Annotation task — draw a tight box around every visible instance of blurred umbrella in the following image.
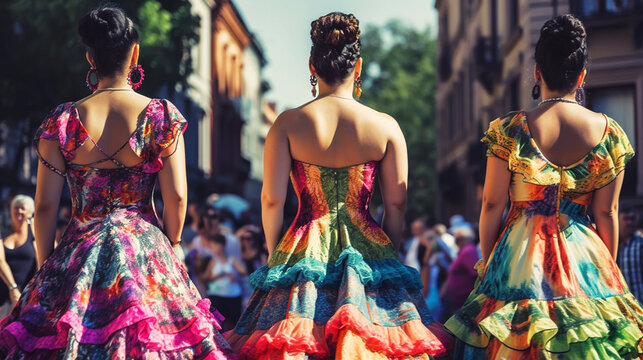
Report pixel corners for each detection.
[208,193,250,220]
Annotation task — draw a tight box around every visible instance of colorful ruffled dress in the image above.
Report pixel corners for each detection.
[445,111,643,359]
[226,160,453,359]
[0,99,234,359]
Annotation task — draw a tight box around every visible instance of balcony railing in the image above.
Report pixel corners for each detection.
[474,36,502,94]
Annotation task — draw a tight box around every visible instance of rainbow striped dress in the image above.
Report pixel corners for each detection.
[226,160,453,359]
[445,111,643,359]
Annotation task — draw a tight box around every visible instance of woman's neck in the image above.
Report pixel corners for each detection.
[96,75,130,90]
[12,221,28,236]
[317,77,356,99]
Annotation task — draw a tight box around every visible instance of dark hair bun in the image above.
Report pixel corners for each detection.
[311,12,360,47]
[310,12,361,85]
[78,6,139,77]
[535,14,587,92]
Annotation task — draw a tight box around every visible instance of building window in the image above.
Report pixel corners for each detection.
[504,76,521,111]
[587,85,638,195]
[507,0,519,32]
[448,93,456,140]
[587,86,637,149]
[572,0,642,18]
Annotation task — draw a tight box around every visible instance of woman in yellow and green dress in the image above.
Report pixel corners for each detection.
[445,14,643,359]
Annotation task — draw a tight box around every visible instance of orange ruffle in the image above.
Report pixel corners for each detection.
[226,304,452,359]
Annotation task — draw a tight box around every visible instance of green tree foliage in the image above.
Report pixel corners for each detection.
[0,0,199,125]
[360,21,437,220]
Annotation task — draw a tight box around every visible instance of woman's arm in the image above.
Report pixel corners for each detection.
[232,257,247,276]
[592,171,624,259]
[261,115,292,261]
[158,133,187,247]
[479,156,511,263]
[0,241,19,291]
[34,139,66,267]
[199,258,219,283]
[379,120,408,251]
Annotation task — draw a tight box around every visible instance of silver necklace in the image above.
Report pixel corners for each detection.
[93,87,133,94]
[325,94,354,101]
[538,97,578,106]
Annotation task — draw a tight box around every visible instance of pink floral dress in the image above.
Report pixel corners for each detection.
[0,99,235,359]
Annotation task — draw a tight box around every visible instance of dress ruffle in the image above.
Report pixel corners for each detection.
[250,246,422,291]
[0,298,234,359]
[445,291,643,357]
[227,304,452,359]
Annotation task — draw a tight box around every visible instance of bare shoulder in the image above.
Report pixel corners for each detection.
[365,107,403,138]
[272,106,314,134]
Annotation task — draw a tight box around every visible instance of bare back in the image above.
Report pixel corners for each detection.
[525,103,608,167]
[73,91,153,168]
[284,97,397,167]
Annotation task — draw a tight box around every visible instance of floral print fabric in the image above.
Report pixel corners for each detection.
[226,160,454,359]
[0,99,234,359]
[445,111,643,359]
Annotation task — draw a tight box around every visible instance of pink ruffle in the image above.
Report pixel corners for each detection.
[231,304,453,359]
[0,298,228,356]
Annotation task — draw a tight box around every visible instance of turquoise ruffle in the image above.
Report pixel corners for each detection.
[250,246,422,291]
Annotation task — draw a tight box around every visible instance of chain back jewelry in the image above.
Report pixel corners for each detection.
[538,97,578,106]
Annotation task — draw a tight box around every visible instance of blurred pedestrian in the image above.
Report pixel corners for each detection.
[427,225,455,322]
[237,225,267,308]
[0,6,232,358]
[445,14,641,358]
[443,227,480,318]
[616,205,643,301]
[403,217,427,271]
[200,233,246,332]
[181,202,201,247]
[0,195,37,318]
[226,11,453,358]
[192,207,242,261]
[237,225,267,275]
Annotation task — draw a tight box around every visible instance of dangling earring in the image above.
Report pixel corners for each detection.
[354,76,362,98]
[575,86,585,105]
[86,68,99,92]
[531,84,540,100]
[128,64,145,90]
[310,75,318,97]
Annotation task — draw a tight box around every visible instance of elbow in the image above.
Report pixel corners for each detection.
[164,190,187,208]
[386,195,407,212]
[35,203,56,218]
[594,204,618,219]
[481,196,505,212]
[261,191,284,209]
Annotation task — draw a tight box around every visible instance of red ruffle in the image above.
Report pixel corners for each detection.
[227,304,453,359]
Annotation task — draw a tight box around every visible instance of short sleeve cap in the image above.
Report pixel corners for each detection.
[130,99,187,173]
[587,117,636,190]
[480,112,520,161]
[33,102,88,162]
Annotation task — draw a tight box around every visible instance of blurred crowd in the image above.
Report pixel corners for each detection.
[400,209,643,323]
[177,201,268,332]
[1,191,643,330]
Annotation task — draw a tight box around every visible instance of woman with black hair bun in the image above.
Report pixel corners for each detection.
[0,5,235,359]
[226,12,453,359]
[445,14,643,359]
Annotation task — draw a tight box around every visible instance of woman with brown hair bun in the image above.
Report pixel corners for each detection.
[226,12,453,359]
[445,14,643,359]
